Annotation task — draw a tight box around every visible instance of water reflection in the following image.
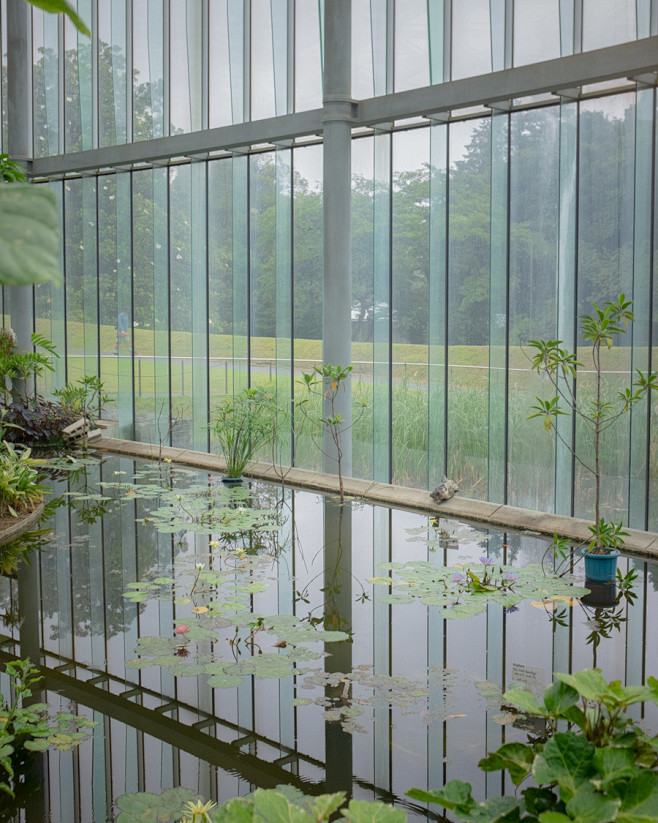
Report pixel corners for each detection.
[0,456,657,821]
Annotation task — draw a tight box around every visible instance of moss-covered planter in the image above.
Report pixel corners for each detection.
[0,503,44,548]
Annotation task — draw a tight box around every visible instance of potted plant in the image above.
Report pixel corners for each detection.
[528,294,657,582]
[210,388,276,482]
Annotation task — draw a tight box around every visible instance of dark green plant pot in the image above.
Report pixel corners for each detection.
[581,580,618,608]
[221,476,243,485]
[584,549,620,584]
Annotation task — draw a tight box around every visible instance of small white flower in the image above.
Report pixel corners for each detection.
[196,563,204,570]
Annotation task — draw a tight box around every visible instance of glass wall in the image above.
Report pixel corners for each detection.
[3,1,658,530]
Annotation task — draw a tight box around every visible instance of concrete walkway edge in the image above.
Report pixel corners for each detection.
[95,436,658,559]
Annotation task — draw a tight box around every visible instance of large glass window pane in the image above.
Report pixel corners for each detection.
[508,107,560,511]
[65,3,93,151]
[250,152,276,394]
[32,8,60,157]
[1,1,7,151]
[295,0,322,111]
[292,144,323,470]
[514,0,560,66]
[352,135,375,479]
[250,0,276,120]
[451,1,491,80]
[576,94,635,523]
[392,128,429,488]
[351,0,374,100]
[133,0,164,140]
[583,0,636,50]
[208,0,233,128]
[448,118,491,497]
[98,0,128,146]
[169,0,203,135]
[394,0,429,92]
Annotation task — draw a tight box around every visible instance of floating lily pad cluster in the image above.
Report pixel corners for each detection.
[292,664,464,734]
[406,518,492,552]
[123,554,348,688]
[369,560,589,619]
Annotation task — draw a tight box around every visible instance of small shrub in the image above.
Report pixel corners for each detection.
[0,442,47,518]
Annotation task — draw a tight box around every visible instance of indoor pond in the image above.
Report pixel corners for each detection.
[1,453,658,822]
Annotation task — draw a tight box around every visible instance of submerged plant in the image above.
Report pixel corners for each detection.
[528,295,658,553]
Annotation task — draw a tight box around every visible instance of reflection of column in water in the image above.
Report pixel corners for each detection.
[427,542,446,791]
[18,548,47,822]
[625,558,645,722]
[373,507,390,792]
[484,531,504,797]
[323,499,353,793]
[278,489,295,754]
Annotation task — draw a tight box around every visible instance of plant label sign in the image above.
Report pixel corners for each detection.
[511,662,546,695]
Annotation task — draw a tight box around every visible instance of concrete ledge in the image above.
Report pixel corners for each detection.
[0,503,44,548]
[94,437,658,559]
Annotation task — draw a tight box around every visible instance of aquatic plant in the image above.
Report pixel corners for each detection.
[0,659,96,798]
[54,374,110,429]
[408,669,658,823]
[211,388,277,479]
[116,786,406,823]
[528,295,658,553]
[369,560,589,619]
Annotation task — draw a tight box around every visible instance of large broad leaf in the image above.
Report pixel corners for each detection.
[116,787,201,822]
[543,681,580,717]
[479,743,535,786]
[407,782,476,813]
[617,771,658,823]
[533,734,596,801]
[592,748,636,789]
[211,797,255,823]
[554,671,611,703]
[564,785,621,823]
[502,687,546,717]
[25,0,90,35]
[0,185,62,286]
[252,790,315,823]
[341,799,407,823]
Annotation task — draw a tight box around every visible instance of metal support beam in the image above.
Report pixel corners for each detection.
[322,0,353,476]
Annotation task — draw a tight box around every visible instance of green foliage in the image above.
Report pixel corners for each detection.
[0,442,47,518]
[0,659,96,797]
[528,295,658,552]
[115,786,406,823]
[54,374,110,422]
[0,155,26,184]
[0,184,62,287]
[25,0,90,35]
[0,330,57,401]
[211,389,277,478]
[408,669,658,823]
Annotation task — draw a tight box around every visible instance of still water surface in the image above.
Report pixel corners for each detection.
[1,455,657,821]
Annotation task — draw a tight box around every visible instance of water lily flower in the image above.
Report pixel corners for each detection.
[181,799,217,823]
[479,556,493,565]
[174,624,190,635]
[452,572,466,584]
[208,541,219,548]
[163,458,172,463]
[504,572,518,584]
[195,563,204,570]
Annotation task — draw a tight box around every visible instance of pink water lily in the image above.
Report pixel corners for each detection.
[174,624,190,635]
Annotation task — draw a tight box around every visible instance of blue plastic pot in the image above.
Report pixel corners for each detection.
[584,549,620,583]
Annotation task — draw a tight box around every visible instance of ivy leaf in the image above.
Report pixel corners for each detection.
[0,185,62,286]
[533,734,596,802]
